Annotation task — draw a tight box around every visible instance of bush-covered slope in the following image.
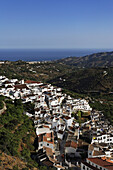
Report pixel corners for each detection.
[48,67,113,93]
[0,60,73,82]
[0,97,38,169]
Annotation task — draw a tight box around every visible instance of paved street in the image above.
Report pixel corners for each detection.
[57,131,68,163]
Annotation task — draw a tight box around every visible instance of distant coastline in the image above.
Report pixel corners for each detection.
[0,48,112,61]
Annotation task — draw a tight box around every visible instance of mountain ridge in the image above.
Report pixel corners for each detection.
[57,51,113,67]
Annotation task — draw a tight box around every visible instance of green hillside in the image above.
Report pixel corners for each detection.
[0,96,38,169]
[48,67,113,93]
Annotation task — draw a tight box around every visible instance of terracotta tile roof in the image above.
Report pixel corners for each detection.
[43,125,50,128]
[102,157,113,163]
[14,84,29,90]
[93,150,105,156]
[89,144,96,151]
[76,139,89,147]
[41,159,53,167]
[87,158,113,169]
[43,147,54,157]
[54,165,65,169]
[38,134,43,142]
[65,141,77,149]
[46,132,53,138]
[82,161,98,170]
[25,80,41,84]
[43,133,54,144]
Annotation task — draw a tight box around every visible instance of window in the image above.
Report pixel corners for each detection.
[83,165,85,170]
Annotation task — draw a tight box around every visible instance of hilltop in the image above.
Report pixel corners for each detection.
[57,51,113,67]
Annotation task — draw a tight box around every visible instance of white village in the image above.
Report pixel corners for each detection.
[0,75,113,170]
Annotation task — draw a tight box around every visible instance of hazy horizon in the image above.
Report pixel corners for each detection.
[0,48,113,61]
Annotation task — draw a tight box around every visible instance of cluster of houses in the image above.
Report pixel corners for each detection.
[81,110,113,169]
[0,75,113,169]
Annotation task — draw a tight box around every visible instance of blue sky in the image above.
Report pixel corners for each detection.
[0,0,113,49]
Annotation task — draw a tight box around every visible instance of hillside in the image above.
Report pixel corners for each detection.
[1,52,113,94]
[48,67,113,94]
[0,51,113,94]
[0,60,74,82]
[0,96,38,169]
[0,151,35,170]
[57,51,113,67]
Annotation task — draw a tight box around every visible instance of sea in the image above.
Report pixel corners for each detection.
[0,48,112,61]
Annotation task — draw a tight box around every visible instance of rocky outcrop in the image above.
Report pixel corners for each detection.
[0,101,7,115]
